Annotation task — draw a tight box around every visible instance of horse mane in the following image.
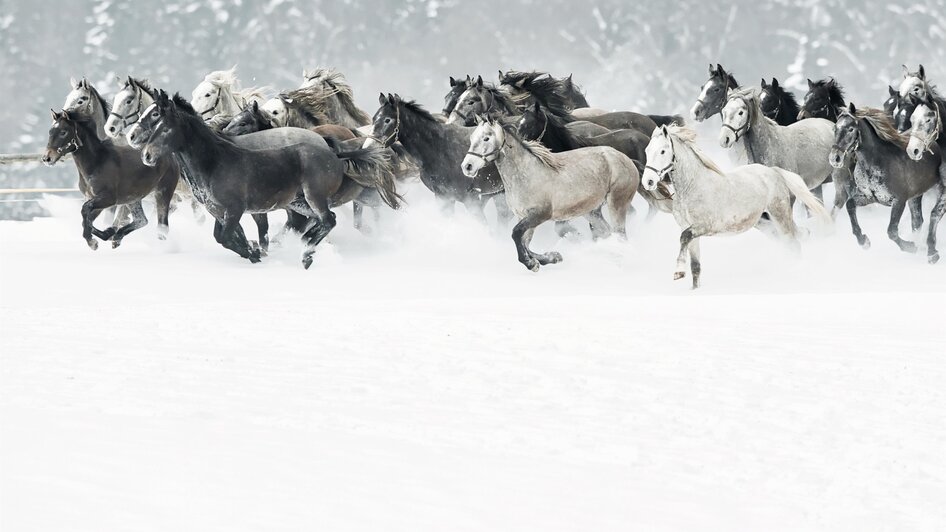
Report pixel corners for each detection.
[279,88,331,125]
[730,87,777,130]
[479,83,520,115]
[500,71,573,116]
[171,93,238,147]
[129,77,152,94]
[203,67,238,88]
[769,83,800,121]
[855,107,910,150]
[562,75,589,108]
[537,106,588,150]
[87,84,111,113]
[499,121,564,170]
[663,125,725,176]
[812,78,846,109]
[304,67,370,124]
[397,98,439,123]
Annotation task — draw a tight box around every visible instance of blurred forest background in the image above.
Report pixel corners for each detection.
[2,0,945,218]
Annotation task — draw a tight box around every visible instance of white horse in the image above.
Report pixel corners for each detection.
[719,88,836,197]
[642,125,830,288]
[690,64,748,165]
[899,64,927,101]
[461,118,638,271]
[190,66,267,124]
[298,67,371,129]
[104,76,155,140]
[63,77,113,142]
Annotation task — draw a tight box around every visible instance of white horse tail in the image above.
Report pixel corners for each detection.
[774,167,831,225]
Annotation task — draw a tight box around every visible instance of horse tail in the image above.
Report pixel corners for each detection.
[648,114,686,127]
[329,143,403,210]
[774,168,831,225]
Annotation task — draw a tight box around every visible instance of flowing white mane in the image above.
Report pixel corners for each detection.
[663,125,725,176]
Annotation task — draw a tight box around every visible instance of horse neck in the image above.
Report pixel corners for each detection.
[669,141,716,198]
[544,117,580,151]
[174,116,233,177]
[855,119,887,155]
[70,122,107,173]
[744,108,776,161]
[396,109,444,157]
[218,87,242,116]
[495,137,549,188]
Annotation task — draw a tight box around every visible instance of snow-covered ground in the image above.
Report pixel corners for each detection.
[2,140,945,530]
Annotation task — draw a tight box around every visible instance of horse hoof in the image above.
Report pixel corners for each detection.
[929,252,940,265]
[900,242,918,254]
[673,271,685,281]
[547,251,563,264]
[111,240,122,249]
[87,239,98,251]
[523,260,540,272]
[859,237,871,250]
[302,255,313,269]
[157,233,167,241]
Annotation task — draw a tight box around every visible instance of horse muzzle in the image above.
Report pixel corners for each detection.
[718,129,736,149]
[141,146,158,167]
[42,149,61,167]
[690,102,705,122]
[828,148,844,169]
[906,139,926,161]
[461,155,481,178]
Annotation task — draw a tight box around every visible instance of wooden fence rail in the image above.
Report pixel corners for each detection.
[0,153,45,165]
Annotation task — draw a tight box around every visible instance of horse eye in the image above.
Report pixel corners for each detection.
[205,93,211,98]
[738,111,744,116]
[384,118,392,124]
[126,99,132,104]
[712,87,720,92]
[483,136,490,142]
[60,131,67,136]
[660,149,665,155]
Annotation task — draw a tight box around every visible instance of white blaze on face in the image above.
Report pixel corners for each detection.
[261,98,288,127]
[907,105,936,160]
[190,80,218,116]
[690,80,715,121]
[899,76,925,100]
[105,86,138,137]
[461,122,497,178]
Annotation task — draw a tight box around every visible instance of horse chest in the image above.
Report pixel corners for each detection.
[852,162,894,206]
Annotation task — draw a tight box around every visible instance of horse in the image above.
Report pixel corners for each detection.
[138,92,400,268]
[43,110,179,250]
[443,75,472,117]
[222,100,386,236]
[797,78,847,122]
[103,77,157,141]
[497,71,676,131]
[759,78,800,126]
[517,101,671,218]
[461,117,638,271]
[368,93,510,222]
[884,86,900,119]
[190,66,267,124]
[299,68,372,129]
[641,125,829,289]
[719,88,836,208]
[829,104,944,263]
[904,99,946,262]
[63,77,113,142]
[900,64,928,101]
[691,63,739,122]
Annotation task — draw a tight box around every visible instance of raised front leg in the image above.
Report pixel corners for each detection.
[675,226,704,281]
[301,211,337,270]
[109,201,148,249]
[583,207,612,240]
[80,198,112,250]
[926,185,946,264]
[887,199,916,253]
[511,210,554,272]
[845,198,870,249]
[688,238,702,290]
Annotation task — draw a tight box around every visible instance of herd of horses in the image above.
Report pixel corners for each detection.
[41,63,946,288]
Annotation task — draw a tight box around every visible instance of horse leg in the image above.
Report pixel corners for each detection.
[512,211,553,271]
[80,197,112,250]
[606,176,636,240]
[767,197,802,254]
[110,204,132,230]
[908,196,924,234]
[251,213,269,254]
[887,199,916,253]
[299,195,337,270]
[675,226,704,280]
[845,198,870,249]
[110,201,148,249]
[154,174,176,241]
[830,167,851,219]
[688,238,702,290]
[219,211,261,263]
[583,207,612,241]
[492,193,514,226]
[554,221,580,239]
[925,185,946,264]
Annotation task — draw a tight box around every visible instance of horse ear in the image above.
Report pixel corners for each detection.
[772,78,779,88]
[889,85,897,96]
[807,78,814,89]
[474,113,484,125]
[848,102,856,114]
[919,65,926,79]
[251,100,258,111]
[50,108,59,121]
[449,76,457,87]
[69,77,78,89]
[379,92,386,105]
[761,78,767,88]
[708,63,715,75]
[81,78,89,88]
[476,75,483,87]
[716,64,724,75]
[902,65,909,78]
[533,101,541,113]
[498,70,504,80]
[826,77,836,88]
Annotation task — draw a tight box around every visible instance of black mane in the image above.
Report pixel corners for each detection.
[815,79,847,109]
[499,71,573,116]
[398,98,439,123]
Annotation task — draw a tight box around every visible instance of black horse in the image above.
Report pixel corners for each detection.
[443,75,471,117]
[138,92,399,268]
[798,78,847,121]
[829,105,945,263]
[884,86,900,119]
[43,110,179,250]
[691,64,739,122]
[759,78,800,126]
[370,93,509,220]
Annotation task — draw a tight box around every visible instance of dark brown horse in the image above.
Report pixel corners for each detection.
[43,110,179,250]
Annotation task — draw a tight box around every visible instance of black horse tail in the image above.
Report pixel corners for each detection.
[648,114,685,127]
[327,141,403,210]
